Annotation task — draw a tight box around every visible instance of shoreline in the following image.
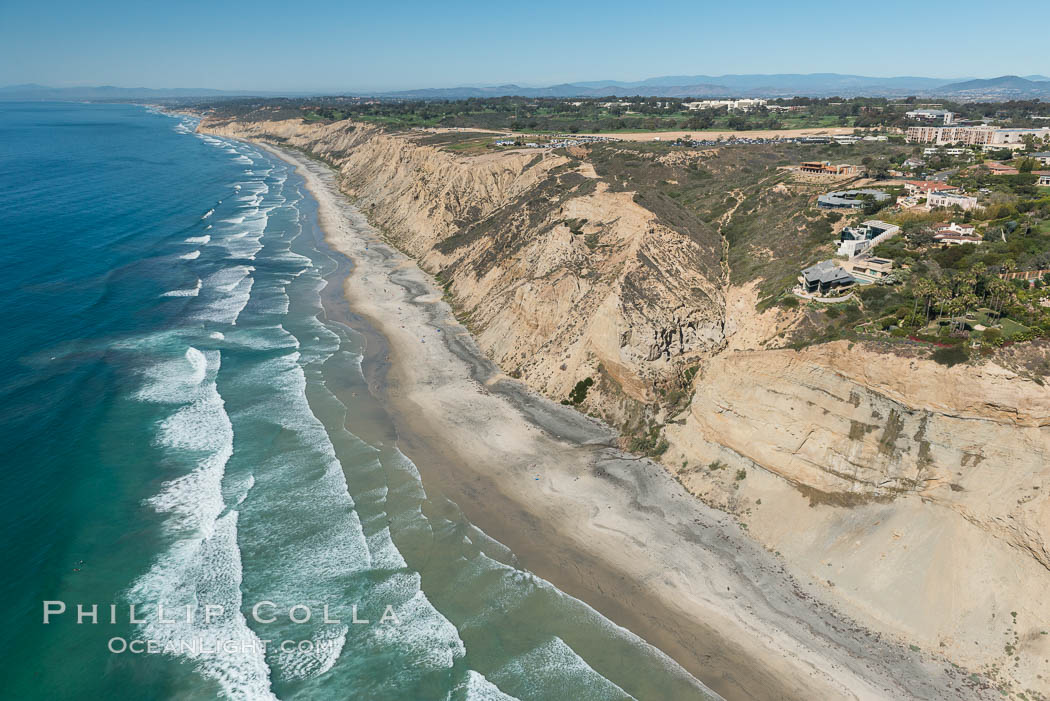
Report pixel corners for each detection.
[256,140,987,701]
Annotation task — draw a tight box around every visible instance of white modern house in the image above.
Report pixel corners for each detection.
[933,222,981,245]
[927,191,979,211]
[837,220,901,258]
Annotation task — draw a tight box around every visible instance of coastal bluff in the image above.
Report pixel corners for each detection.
[200,116,1050,696]
[201,118,725,414]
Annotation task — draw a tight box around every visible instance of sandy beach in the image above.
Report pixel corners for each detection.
[262,143,991,701]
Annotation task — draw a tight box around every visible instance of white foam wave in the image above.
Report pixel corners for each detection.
[494,637,637,700]
[129,349,277,699]
[366,586,465,671]
[455,671,519,701]
[193,266,255,325]
[365,527,407,570]
[202,208,214,220]
[128,512,277,700]
[161,279,202,297]
[136,347,208,404]
[185,235,211,244]
[272,624,348,681]
[179,250,201,260]
[229,351,386,680]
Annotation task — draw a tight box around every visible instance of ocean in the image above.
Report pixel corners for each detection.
[0,102,716,700]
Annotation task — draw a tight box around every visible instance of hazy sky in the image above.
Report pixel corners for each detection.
[3,0,1048,91]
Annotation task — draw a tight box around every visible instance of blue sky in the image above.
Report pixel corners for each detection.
[3,0,1048,91]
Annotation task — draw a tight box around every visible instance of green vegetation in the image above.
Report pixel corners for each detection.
[628,422,669,456]
[931,346,969,366]
[565,377,594,405]
[195,95,1050,136]
[850,187,1050,356]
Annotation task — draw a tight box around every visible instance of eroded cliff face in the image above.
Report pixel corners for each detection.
[202,118,725,414]
[664,341,1050,689]
[202,117,1050,692]
[666,342,1050,565]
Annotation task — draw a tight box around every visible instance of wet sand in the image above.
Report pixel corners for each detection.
[257,142,990,701]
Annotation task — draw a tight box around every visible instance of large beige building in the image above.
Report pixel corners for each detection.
[927,191,979,211]
[907,125,1050,147]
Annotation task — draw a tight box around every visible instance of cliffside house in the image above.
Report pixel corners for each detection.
[1033,152,1050,166]
[799,161,859,176]
[933,221,982,245]
[844,256,895,283]
[837,219,901,258]
[927,191,979,211]
[800,260,856,295]
[817,189,892,210]
[1039,174,1050,186]
[904,180,958,196]
[984,161,1019,176]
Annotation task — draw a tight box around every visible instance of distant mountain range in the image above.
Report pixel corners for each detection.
[933,75,1050,98]
[377,74,1050,100]
[3,74,1050,102]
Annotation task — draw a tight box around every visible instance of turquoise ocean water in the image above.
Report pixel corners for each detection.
[0,102,716,700]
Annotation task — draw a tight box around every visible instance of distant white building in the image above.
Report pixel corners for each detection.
[683,99,767,112]
[907,125,1050,148]
[906,109,954,124]
[923,146,972,158]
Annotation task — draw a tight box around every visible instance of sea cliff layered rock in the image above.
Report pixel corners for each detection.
[202,118,725,411]
[666,342,1050,568]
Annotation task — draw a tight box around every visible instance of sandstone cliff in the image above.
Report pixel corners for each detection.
[201,117,1050,695]
[664,338,1050,692]
[202,119,724,414]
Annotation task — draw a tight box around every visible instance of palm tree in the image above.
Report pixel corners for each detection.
[935,283,952,323]
[913,278,937,325]
[989,278,1014,319]
[959,292,980,331]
